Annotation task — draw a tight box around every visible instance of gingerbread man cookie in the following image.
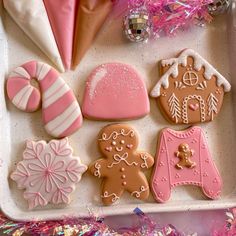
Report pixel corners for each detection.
[175,143,196,169]
[89,124,154,205]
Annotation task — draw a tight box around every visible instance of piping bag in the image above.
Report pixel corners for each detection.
[72,0,114,69]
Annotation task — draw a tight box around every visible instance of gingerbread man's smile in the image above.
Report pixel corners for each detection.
[116,147,123,152]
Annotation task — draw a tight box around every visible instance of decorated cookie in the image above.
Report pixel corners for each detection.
[89,124,154,205]
[150,49,231,124]
[6,61,83,138]
[11,138,87,209]
[82,63,150,120]
[151,126,222,203]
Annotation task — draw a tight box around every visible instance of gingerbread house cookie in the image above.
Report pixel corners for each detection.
[150,49,231,124]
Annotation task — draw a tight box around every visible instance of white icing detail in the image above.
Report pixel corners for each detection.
[107,153,138,168]
[196,81,207,90]
[12,85,34,110]
[182,71,199,86]
[150,49,231,97]
[101,191,119,203]
[182,95,205,124]
[174,81,186,89]
[131,186,148,198]
[36,62,51,81]
[116,147,123,152]
[99,129,135,141]
[89,68,107,99]
[43,76,65,100]
[9,66,31,79]
[45,101,81,136]
[94,162,101,178]
[168,93,181,123]
[140,154,148,169]
[207,93,218,121]
[43,83,70,108]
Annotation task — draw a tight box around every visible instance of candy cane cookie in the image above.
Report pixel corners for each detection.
[6,61,83,138]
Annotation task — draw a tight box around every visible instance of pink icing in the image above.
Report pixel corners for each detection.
[6,61,83,138]
[151,126,222,202]
[43,0,76,69]
[11,138,87,209]
[82,63,150,120]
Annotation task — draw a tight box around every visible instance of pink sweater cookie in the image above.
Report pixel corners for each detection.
[82,63,150,120]
[151,126,222,202]
[7,61,83,138]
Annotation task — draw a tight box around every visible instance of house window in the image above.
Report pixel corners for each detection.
[182,71,199,86]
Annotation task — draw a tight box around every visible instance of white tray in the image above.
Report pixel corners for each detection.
[1,2,236,221]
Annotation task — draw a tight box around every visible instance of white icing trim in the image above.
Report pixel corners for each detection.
[140,154,148,169]
[36,62,51,81]
[131,186,148,198]
[94,162,101,178]
[107,153,138,168]
[9,66,31,79]
[99,129,135,141]
[207,93,218,121]
[150,49,231,97]
[101,191,119,203]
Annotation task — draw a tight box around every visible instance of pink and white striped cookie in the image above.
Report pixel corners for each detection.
[7,61,83,138]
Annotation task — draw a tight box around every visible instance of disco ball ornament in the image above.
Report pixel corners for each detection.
[208,0,232,15]
[123,10,152,42]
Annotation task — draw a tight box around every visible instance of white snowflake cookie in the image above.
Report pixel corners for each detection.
[11,138,87,209]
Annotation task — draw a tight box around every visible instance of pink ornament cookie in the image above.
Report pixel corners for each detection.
[151,126,222,203]
[82,63,150,120]
[6,61,83,138]
[11,138,87,209]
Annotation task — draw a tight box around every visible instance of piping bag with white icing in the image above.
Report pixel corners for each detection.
[72,0,114,69]
[3,0,64,72]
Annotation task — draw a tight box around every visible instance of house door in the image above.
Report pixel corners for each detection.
[182,95,205,124]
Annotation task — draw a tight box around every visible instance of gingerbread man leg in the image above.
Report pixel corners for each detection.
[125,175,150,200]
[101,179,124,205]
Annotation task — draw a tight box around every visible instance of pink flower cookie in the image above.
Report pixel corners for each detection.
[6,61,83,138]
[82,63,150,120]
[11,138,87,209]
[151,126,222,203]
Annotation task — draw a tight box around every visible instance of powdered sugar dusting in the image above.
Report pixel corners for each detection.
[89,67,108,99]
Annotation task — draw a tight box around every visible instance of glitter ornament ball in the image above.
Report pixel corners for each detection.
[208,0,232,15]
[123,10,151,42]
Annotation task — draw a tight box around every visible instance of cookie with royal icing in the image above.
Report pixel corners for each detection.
[151,126,222,203]
[6,61,83,138]
[89,124,154,205]
[11,138,87,209]
[82,63,150,120]
[150,49,231,124]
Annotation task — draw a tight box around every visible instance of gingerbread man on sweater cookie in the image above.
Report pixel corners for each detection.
[89,124,154,205]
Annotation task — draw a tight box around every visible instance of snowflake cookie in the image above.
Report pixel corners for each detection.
[11,138,87,209]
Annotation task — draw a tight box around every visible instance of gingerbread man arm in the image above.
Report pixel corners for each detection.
[175,151,180,157]
[136,152,154,170]
[190,149,194,157]
[89,158,109,178]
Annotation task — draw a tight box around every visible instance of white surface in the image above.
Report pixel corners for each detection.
[0,3,236,221]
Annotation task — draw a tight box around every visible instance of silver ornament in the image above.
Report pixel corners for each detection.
[123,10,151,42]
[208,0,232,15]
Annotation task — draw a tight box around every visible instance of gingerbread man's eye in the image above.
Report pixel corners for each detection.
[111,141,116,146]
[120,140,125,144]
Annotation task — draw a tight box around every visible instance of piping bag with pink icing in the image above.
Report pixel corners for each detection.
[3,0,64,72]
[43,0,77,69]
[11,138,87,209]
[82,63,150,120]
[151,126,222,203]
[6,61,83,138]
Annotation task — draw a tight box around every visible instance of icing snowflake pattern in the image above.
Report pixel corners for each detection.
[11,138,87,209]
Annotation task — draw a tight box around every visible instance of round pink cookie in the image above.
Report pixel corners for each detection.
[82,63,150,120]
[11,138,87,209]
[6,61,83,138]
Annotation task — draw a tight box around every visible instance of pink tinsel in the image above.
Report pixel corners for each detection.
[115,0,213,38]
